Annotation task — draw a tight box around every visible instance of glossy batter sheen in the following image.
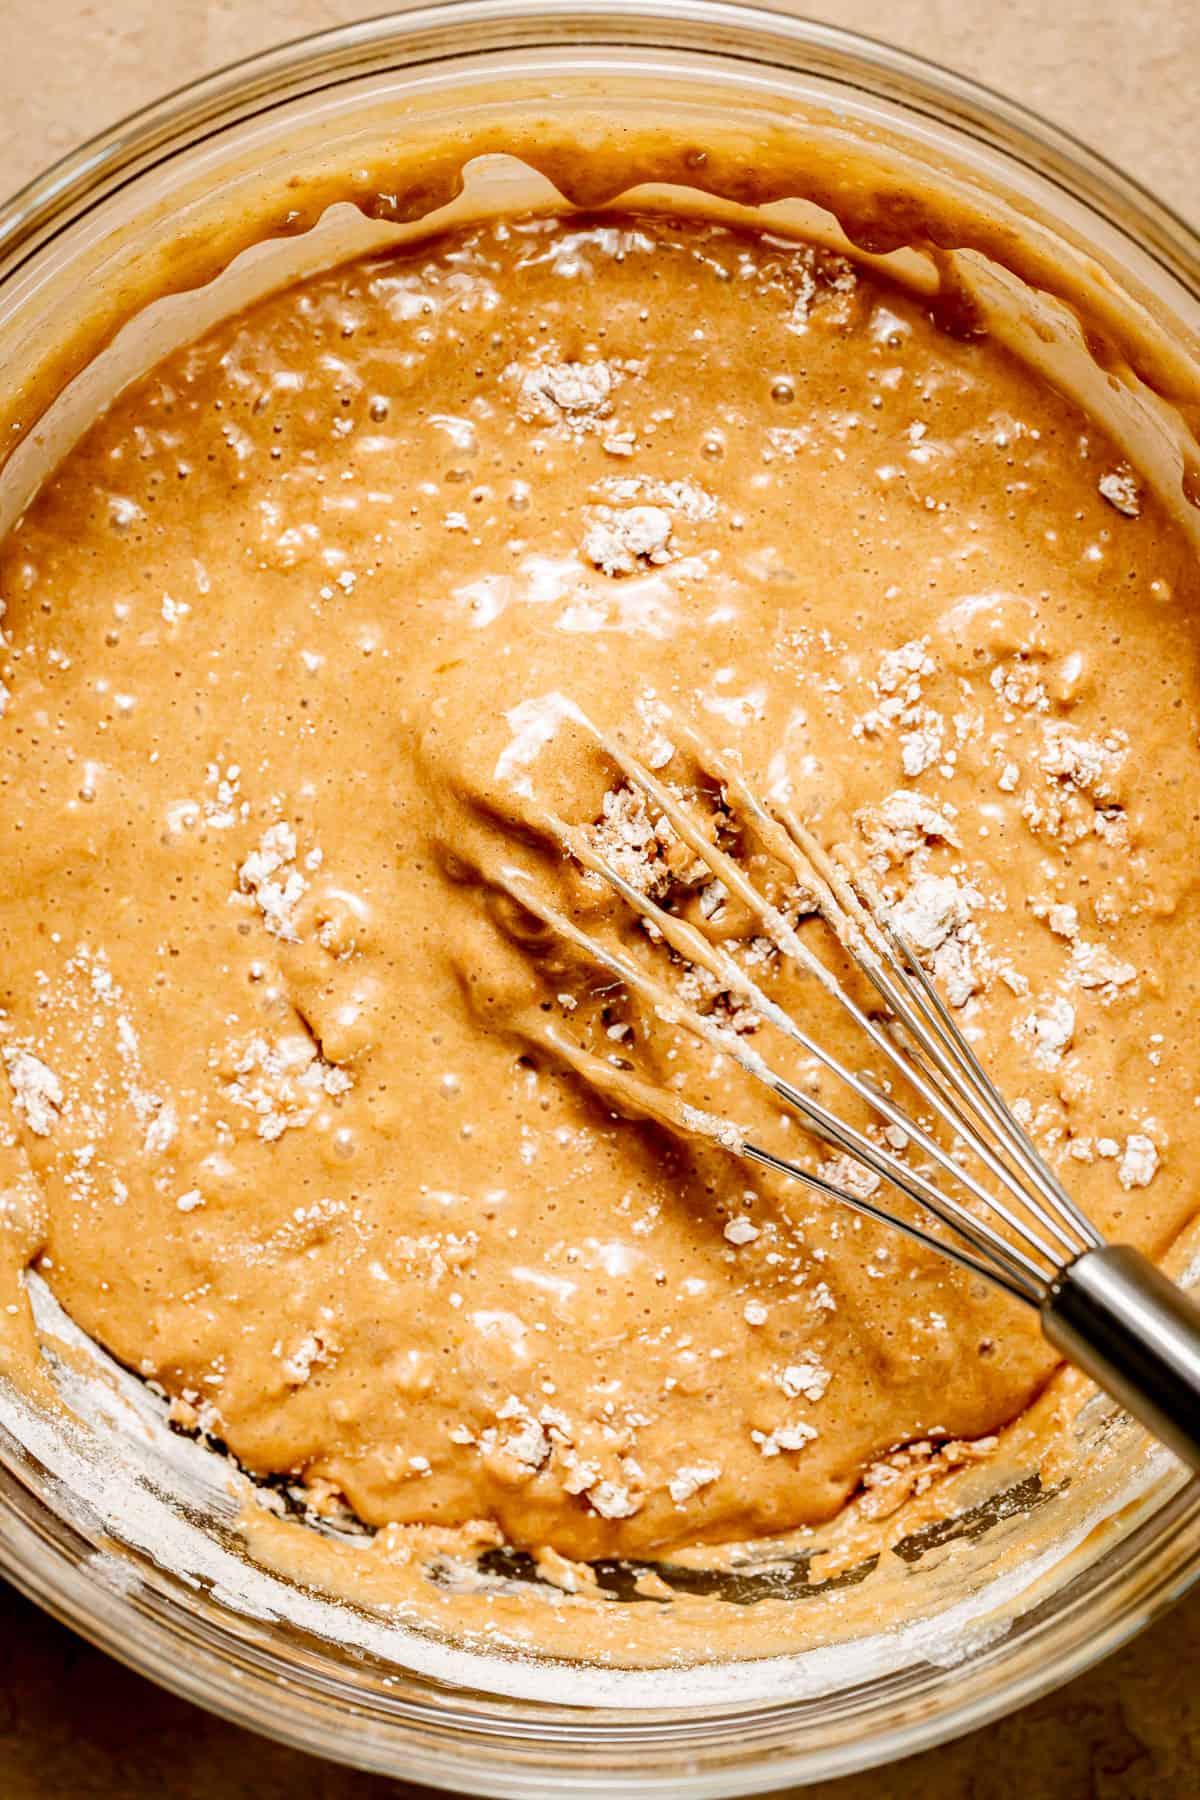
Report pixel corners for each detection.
[0,212,1197,1568]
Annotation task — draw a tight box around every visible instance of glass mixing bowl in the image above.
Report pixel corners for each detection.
[1,5,1199,1793]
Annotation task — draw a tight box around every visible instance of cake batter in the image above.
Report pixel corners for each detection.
[0,211,1196,1574]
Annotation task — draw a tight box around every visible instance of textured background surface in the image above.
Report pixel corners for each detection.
[2,3,1198,1796]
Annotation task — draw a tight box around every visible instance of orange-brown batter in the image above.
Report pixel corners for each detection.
[0,211,1196,1572]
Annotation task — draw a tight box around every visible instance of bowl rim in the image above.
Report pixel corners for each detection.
[1,4,1199,1793]
[4,1434,1200,1796]
[2,0,1198,287]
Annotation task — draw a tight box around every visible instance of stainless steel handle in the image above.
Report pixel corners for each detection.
[1042,1244,1200,1475]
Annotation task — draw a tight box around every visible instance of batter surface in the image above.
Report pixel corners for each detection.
[0,212,1197,1572]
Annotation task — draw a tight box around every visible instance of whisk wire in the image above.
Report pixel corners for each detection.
[495,698,1200,1475]
[500,862,1046,1303]
[549,707,1104,1292]
[706,739,1100,1262]
[533,809,1056,1295]
[740,1143,1037,1302]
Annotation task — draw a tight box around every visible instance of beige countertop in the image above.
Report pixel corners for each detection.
[1,4,1198,1797]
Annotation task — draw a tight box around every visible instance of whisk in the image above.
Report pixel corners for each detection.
[501,700,1200,1475]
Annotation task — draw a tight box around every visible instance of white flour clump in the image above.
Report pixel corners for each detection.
[514,359,617,429]
[466,1398,555,1480]
[890,874,972,954]
[237,822,307,941]
[1118,1134,1159,1190]
[583,505,674,575]
[596,474,718,520]
[851,635,947,773]
[1070,941,1137,995]
[1023,996,1076,1070]
[778,1358,831,1403]
[887,871,981,1009]
[1038,727,1123,800]
[668,1463,721,1506]
[1039,902,1080,940]
[932,936,978,1010]
[587,1480,642,1520]
[3,1047,63,1136]
[751,1421,819,1457]
[222,1033,352,1141]
[820,1154,881,1202]
[277,1333,330,1387]
[1098,467,1142,518]
[857,789,958,868]
[585,781,715,903]
[587,784,673,898]
[899,714,944,778]
[877,639,935,700]
[493,1399,553,1474]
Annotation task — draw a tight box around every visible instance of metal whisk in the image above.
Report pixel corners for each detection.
[501,700,1200,1474]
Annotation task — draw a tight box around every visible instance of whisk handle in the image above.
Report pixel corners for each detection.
[1043,1245,1200,1476]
